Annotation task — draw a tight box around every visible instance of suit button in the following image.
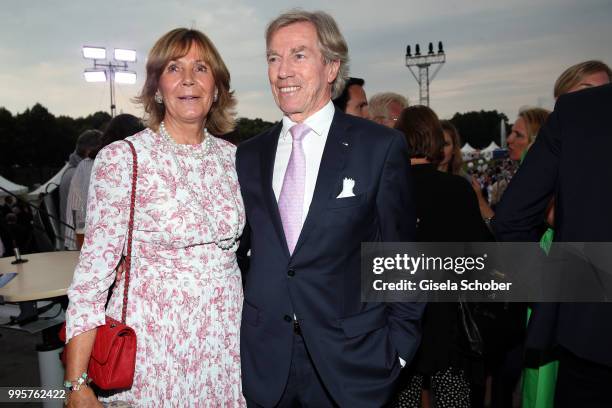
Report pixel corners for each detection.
[287,269,295,277]
[284,315,292,322]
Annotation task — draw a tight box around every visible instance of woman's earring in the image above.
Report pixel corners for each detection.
[154,90,163,104]
[213,89,218,103]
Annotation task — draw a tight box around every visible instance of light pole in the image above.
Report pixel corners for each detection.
[82,46,137,117]
[405,41,446,106]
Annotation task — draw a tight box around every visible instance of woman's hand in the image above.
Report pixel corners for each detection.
[471,176,495,220]
[470,176,484,199]
[65,386,103,408]
[64,330,98,407]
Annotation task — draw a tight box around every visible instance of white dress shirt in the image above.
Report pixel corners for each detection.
[272,100,335,229]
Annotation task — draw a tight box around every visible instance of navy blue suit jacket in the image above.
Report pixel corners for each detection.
[236,109,424,407]
[493,84,612,367]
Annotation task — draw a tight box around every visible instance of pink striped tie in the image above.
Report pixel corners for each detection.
[278,123,311,254]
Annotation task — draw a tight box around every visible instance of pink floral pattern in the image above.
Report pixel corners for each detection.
[66,128,246,407]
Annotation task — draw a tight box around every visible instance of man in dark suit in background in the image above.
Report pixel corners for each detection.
[236,9,424,408]
[332,76,369,119]
[493,84,612,407]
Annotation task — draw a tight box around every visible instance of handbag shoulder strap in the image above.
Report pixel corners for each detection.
[120,139,137,324]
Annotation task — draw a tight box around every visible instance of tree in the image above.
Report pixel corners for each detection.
[0,107,15,169]
[449,110,509,149]
[0,104,111,171]
[223,117,275,145]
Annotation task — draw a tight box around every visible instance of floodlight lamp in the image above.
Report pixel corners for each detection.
[114,71,137,84]
[83,70,107,82]
[83,46,106,60]
[114,48,136,62]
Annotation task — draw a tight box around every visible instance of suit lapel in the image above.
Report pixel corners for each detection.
[293,109,350,255]
[259,122,291,257]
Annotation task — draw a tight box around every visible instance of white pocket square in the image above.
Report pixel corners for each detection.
[336,177,356,198]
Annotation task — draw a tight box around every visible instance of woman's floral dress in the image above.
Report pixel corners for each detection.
[66,128,246,407]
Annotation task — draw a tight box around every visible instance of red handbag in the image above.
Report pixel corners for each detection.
[60,139,138,390]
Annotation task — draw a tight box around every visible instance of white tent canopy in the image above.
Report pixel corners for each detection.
[481,141,501,153]
[0,175,28,197]
[26,163,69,200]
[461,143,477,153]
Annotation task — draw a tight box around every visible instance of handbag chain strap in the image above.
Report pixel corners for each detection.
[120,139,138,324]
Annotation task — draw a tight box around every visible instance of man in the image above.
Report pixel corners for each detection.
[332,77,369,118]
[1,196,15,218]
[59,129,100,249]
[493,84,612,407]
[369,92,409,127]
[236,10,424,408]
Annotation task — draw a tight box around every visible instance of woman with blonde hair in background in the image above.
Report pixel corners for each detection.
[468,107,549,408]
[472,107,550,222]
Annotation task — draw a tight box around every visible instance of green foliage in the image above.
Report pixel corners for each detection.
[449,110,509,149]
[0,105,111,168]
[0,103,276,173]
[0,104,510,167]
[223,117,276,145]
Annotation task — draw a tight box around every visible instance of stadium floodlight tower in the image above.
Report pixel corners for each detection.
[405,41,446,106]
[82,46,137,116]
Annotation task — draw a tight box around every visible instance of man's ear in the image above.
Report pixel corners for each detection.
[326,59,341,84]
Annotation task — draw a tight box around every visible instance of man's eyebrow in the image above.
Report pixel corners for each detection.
[290,46,307,54]
[267,45,308,58]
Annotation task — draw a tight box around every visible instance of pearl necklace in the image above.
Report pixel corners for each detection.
[159,121,213,160]
[158,123,241,250]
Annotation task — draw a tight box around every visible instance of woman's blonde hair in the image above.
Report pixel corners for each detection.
[554,60,612,99]
[135,28,236,135]
[518,107,550,146]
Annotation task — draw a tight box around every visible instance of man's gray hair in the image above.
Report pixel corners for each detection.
[75,129,102,158]
[368,92,409,119]
[265,9,349,99]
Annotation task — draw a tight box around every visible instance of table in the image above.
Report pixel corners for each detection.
[0,251,79,302]
[1,251,79,408]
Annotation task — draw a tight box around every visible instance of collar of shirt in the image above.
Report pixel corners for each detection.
[279,100,335,141]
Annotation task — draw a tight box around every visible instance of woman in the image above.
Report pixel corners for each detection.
[66,115,144,250]
[64,28,245,407]
[472,108,550,222]
[467,108,549,408]
[438,120,464,176]
[394,106,491,408]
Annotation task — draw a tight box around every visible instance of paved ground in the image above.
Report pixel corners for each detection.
[0,327,43,407]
